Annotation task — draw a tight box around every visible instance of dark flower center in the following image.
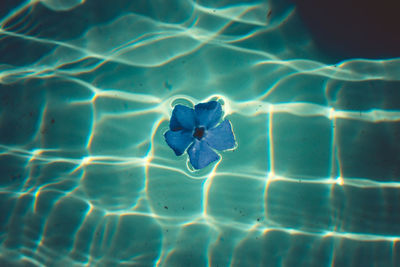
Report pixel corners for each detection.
[193,127,205,140]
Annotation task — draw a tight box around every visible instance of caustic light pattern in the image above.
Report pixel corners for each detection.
[164,101,236,169]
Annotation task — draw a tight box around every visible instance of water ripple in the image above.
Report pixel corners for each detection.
[1,0,400,266]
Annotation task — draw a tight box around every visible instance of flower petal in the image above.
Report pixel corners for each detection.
[204,119,236,151]
[170,104,195,131]
[188,139,220,169]
[164,130,193,156]
[194,101,222,129]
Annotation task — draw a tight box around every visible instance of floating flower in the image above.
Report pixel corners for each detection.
[164,101,236,170]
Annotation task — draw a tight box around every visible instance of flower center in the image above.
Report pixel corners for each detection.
[193,127,205,140]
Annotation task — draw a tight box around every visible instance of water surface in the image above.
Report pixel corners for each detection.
[1,0,400,266]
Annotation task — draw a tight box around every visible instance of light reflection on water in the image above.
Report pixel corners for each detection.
[1,0,400,266]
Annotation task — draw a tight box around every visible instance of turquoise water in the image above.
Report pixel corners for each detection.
[1,0,400,266]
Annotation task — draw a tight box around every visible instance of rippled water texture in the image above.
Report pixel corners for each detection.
[1,0,400,266]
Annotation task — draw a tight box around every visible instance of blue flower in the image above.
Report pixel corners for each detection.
[164,101,236,169]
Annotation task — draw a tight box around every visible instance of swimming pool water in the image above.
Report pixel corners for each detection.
[1,0,400,266]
